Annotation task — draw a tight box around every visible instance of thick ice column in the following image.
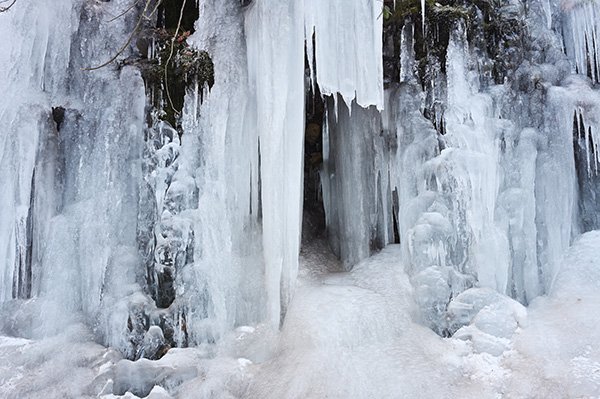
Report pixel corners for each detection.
[305,0,384,110]
[443,26,510,293]
[245,0,305,326]
[321,97,380,270]
[173,0,265,344]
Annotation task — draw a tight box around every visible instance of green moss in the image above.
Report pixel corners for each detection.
[383,0,524,86]
[126,0,214,128]
[134,28,214,127]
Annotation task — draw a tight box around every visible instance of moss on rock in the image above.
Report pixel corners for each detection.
[383,0,525,86]
[133,28,214,128]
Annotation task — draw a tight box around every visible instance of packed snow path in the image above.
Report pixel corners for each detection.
[2,233,600,397]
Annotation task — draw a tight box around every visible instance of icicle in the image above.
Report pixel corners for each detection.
[421,0,425,34]
[563,2,600,83]
[245,0,305,327]
[304,0,384,110]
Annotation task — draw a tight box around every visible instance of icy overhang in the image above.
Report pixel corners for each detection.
[305,0,384,111]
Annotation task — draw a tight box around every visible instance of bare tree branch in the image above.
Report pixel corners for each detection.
[106,0,142,23]
[83,0,161,71]
[0,0,17,13]
[164,0,187,115]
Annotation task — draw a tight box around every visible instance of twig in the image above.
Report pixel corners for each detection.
[164,0,187,115]
[106,0,142,23]
[84,0,162,70]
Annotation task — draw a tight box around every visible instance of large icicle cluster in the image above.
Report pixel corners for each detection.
[563,0,600,83]
[245,0,306,327]
[0,0,386,354]
[305,0,384,110]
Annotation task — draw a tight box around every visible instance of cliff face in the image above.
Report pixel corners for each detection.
[1,0,600,397]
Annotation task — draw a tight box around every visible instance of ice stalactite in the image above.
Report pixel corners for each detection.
[421,0,426,33]
[563,0,600,83]
[573,105,600,231]
[305,0,384,111]
[245,0,305,327]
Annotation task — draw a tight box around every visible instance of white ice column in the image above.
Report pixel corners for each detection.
[245,0,306,327]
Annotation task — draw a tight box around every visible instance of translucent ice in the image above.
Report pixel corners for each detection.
[305,0,384,110]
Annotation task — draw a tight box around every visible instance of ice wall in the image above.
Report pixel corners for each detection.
[0,0,147,351]
[0,0,74,303]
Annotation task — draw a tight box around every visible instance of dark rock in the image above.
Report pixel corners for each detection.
[52,106,65,131]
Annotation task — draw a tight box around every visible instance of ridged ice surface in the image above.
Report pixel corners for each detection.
[0,0,145,346]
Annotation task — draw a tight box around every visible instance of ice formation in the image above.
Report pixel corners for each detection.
[305,0,384,110]
[1,0,600,397]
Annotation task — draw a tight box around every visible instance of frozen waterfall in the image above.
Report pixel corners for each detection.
[1,0,600,397]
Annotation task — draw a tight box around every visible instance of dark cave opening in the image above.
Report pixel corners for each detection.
[156,0,199,34]
[302,54,327,244]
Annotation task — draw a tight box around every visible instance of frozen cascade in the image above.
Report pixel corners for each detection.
[2,0,600,397]
[323,1,600,326]
[0,0,146,347]
[0,0,386,350]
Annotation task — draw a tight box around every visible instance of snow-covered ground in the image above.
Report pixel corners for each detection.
[2,232,600,398]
